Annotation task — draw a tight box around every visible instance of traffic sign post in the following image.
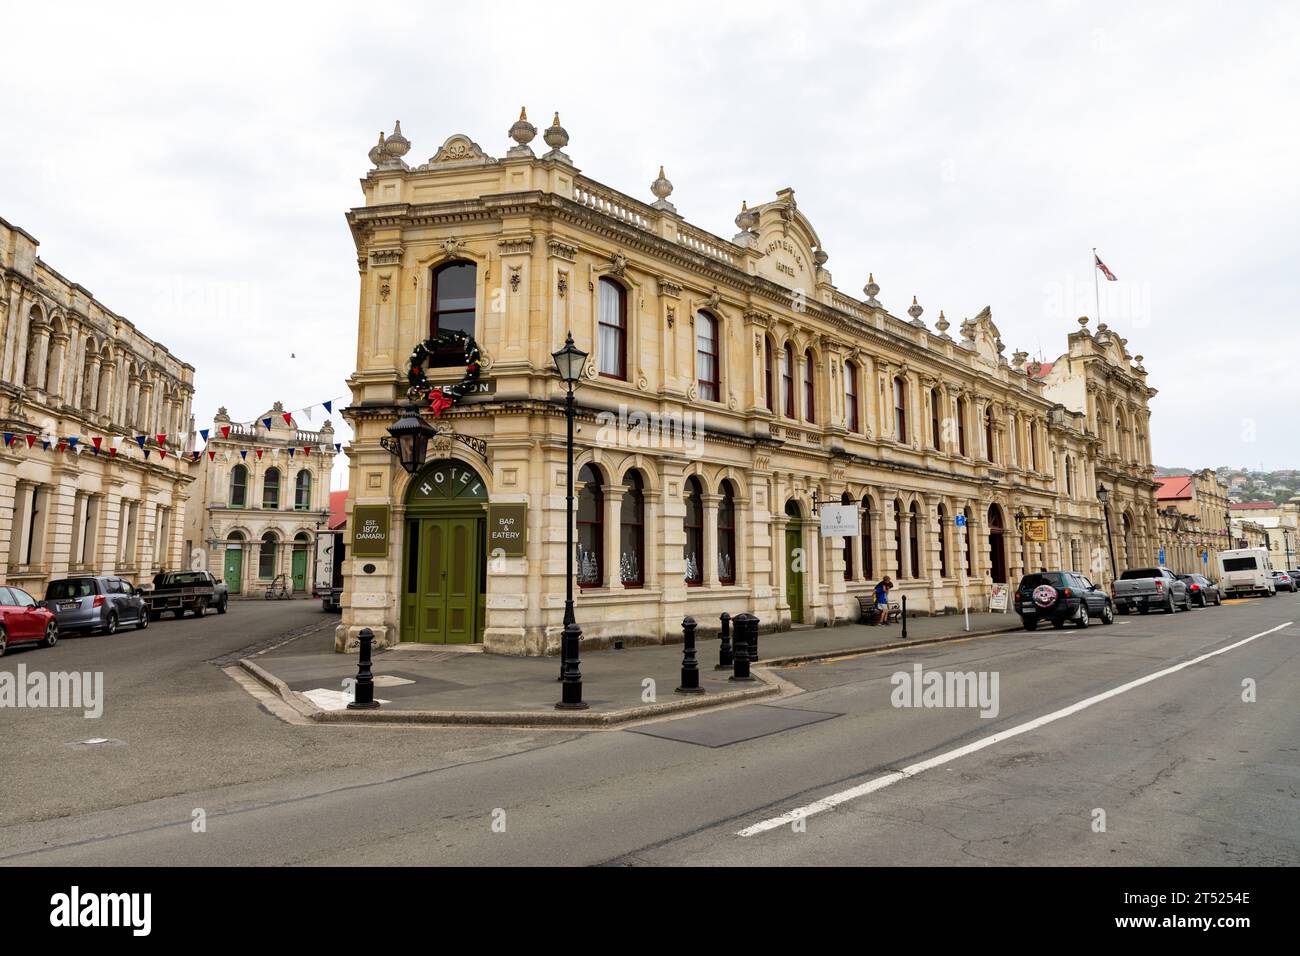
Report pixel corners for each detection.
[955,514,970,632]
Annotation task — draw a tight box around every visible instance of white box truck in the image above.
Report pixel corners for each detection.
[313,529,346,612]
[1217,547,1275,599]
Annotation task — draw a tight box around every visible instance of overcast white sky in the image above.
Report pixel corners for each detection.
[3,1,1298,483]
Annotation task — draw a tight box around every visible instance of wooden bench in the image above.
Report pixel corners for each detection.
[855,595,902,624]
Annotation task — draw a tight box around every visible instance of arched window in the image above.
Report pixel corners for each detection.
[258,531,278,579]
[230,465,248,508]
[577,465,603,588]
[684,476,704,586]
[861,496,874,580]
[845,360,859,433]
[988,504,1007,583]
[764,339,775,413]
[803,350,816,423]
[718,481,737,585]
[909,501,921,578]
[598,278,627,379]
[782,343,795,418]
[429,261,477,366]
[1029,421,1039,471]
[295,469,312,511]
[936,504,948,577]
[263,467,281,510]
[985,407,996,462]
[619,471,644,587]
[893,376,907,443]
[695,311,719,402]
[964,505,975,576]
[930,388,942,450]
[956,397,968,456]
[894,498,905,577]
[24,306,45,388]
[842,491,855,581]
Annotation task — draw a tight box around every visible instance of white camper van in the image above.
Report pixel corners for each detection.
[1217,548,1275,598]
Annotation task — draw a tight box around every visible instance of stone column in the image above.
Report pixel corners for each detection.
[702,492,721,588]
[602,481,621,590]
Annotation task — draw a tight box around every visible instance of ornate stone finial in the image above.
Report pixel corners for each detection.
[1077,315,1091,333]
[1096,321,1109,334]
[507,107,537,157]
[907,295,924,326]
[368,131,387,167]
[813,247,829,268]
[383,121,410,164]
[1012,350,1028,370]
[1135,354,1144,365]
[215,406,230,420]
[734,198,756,232]
[650,166,676,212]
[542,112,571,163]
[936,310,951,338]
[863,273,880,307]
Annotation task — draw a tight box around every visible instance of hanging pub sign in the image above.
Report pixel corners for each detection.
[487,503,528,557]
[819,504,859,537]
[351,505,391,558]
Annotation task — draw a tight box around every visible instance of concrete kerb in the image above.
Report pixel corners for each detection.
[235,620,1022,729]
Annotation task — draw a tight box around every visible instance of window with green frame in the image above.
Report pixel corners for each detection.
[294,469,312,511]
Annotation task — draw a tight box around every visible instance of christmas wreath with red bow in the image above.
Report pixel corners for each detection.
[407,330,482,416]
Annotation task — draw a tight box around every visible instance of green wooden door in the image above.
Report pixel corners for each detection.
[224,547,243,595]
[291,548,308,592]
[786,524,804,624]
[405,514,481,644]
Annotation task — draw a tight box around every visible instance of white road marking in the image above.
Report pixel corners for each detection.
[302,689,390,711]
[737,621,1293,836]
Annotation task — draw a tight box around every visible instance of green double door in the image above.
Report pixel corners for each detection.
[401,513,483,644]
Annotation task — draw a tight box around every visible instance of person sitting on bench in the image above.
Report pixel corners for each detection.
[874,577,894,625]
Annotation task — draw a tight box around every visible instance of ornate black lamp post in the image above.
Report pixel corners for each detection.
[381,403,437,474]
[552,331,589,710]
[1098,482,1118,581]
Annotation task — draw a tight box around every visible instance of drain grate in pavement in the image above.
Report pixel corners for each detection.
[628,704,840,748]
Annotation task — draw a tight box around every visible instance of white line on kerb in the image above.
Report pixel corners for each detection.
[737,621,1293,836]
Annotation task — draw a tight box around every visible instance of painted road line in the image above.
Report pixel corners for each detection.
[737,621,1293,837]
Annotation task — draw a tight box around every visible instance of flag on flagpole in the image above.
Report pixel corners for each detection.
[1094,253,1117,282]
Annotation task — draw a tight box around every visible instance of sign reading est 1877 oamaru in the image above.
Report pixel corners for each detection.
[351,505,391,558]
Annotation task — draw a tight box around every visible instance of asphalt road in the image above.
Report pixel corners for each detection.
[2,594,1297,866]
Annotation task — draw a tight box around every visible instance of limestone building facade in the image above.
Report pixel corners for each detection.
[336,114,1159,655]
[182,403,337,597]
[1154,470,1232,575]
[0,217,195,592]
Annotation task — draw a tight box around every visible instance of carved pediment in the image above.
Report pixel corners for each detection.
[749,188,824,291]
[966,305,1006,367]
[419,134,498,169]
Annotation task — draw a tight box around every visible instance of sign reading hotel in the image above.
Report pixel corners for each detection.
[351,505,391,557]
[487,503,527,557]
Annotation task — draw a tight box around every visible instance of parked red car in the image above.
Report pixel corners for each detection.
[0,585,59,656]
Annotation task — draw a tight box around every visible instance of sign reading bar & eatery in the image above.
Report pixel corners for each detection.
[487,503,528,557]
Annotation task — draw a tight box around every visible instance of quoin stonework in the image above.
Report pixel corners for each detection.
[0,217,194,592]
[336,113,1158,656]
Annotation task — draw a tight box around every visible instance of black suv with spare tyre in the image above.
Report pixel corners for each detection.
[1015,571,1114,630]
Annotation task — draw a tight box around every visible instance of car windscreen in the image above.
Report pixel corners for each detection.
[45,579,98,600]
[1119,569,1162,579]
[1223,558,1259,572]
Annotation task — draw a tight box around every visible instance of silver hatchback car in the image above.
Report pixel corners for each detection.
[39,576,149,635]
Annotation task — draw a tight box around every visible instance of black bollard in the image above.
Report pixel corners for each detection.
[730,613,755,682]
[346,627,380,710]
[676,616,704,694]
[901,595,908,640]
[556,621,589,710]
[716,612,733,670]
[748,613,760,663]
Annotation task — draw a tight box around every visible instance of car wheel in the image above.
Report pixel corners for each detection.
[0,625,7,657]
[1101,603,1114,625]
[1166,594,1176,614]
[1022,616,1038,631]
[103,612,118,636]
[1197,594,1206,608]
[1077,605,1090,628]
[217,598,228,615]
[41,621,58,648]
[136,610,149,630]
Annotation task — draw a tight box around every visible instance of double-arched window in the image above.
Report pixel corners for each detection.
[683,476,704,586]
[718,481,737,585]
[230,464,248,508]
[619,471,644,587]
[577,465,603,588]
[598,278,627,379]
[695,311,719,402]
[294,469,312,511]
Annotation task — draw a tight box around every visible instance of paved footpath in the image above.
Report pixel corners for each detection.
[252,610,1023,718]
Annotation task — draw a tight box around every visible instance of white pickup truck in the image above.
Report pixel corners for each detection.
[1217,548,1275,599]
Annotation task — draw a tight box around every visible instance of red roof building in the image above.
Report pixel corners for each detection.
[329,490,349,530]
[1230,501,1277,511]
[1156,476,1193,501]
